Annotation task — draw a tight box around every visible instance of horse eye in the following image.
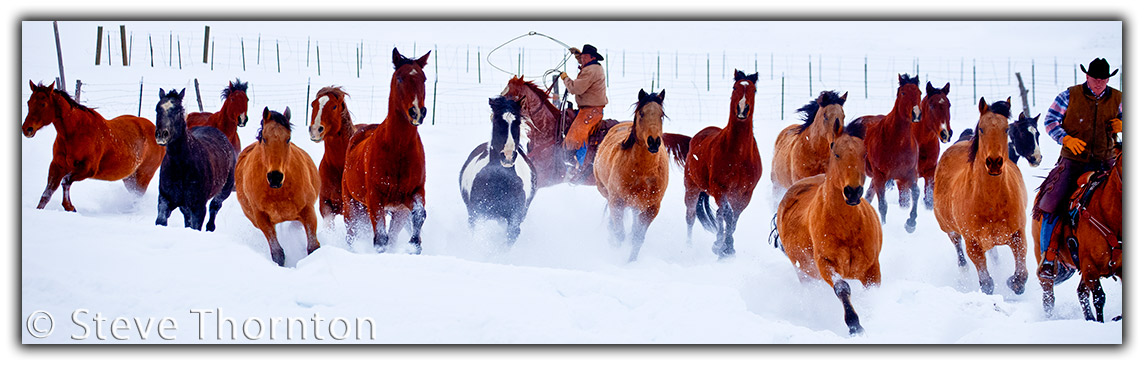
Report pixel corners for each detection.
[835,153,842,159]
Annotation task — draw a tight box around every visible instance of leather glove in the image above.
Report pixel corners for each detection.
[1063,135,1087,155]
[569,47,581,55]
[1110,118,1122,134]
[559,72,569,80]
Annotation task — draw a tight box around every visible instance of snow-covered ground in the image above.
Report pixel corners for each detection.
[10,16,1133,358]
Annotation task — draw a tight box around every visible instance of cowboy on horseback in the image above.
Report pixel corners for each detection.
[1035,57,1122,277]
[559,44,609,180]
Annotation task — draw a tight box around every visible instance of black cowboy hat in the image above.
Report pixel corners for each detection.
[1080,58,1118,79]
[580,44,604,61]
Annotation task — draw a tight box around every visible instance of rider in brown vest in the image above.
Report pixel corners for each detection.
[559,44,608,181]
[1036,57,1122,276]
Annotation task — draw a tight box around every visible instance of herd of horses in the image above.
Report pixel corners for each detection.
[23,47,1121,335]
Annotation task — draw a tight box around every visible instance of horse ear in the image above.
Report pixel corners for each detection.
[159,88,166,98]
[734,69,745,80]
[638,89,648,101]
[178,88,186,100]
[926,81,937,94]
[29,80,35,90]
[391,47,403,67]
[416,51,431,68]
[263,107,271,121]
[283,107,291,121]
[655,90,666,103]
[488,97,497,108]
[1033,113,1041,123]
[978,98,988,114]
[942,82,951,94]
[1019,111,1027,120]
[841,92,849,103]
[749,73,759,83]
[1006,97,1012,107]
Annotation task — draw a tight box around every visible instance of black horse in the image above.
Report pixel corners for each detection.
[957,112,1042,167]
[458,96,538,245]
[154,88,237,231]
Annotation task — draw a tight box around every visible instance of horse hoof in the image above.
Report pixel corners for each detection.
[409,240,423,255]
[904,220,916,233]
[373,243,389,253]
[849,324,865,336]
[206,222,216,232]
[980,279,995,295]
[1007,275,1026,295]
[1112,315,1122,322]
[957,256,967,267]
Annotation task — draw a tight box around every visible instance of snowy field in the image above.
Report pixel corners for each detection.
[9,15,1135,359]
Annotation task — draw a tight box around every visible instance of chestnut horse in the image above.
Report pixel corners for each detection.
[307,86,379,224]
[594,89,669,262]
[849,74,923,233]
[772,89,848,192]
[1032,148,1121,321]
[913,81,952,209]
[236,107,321,266]
[187,78,249,154]
[933,98,1027,295]
[775,134,881,336]
[499,76,584,187]
[677,70,766,258]
[342,48,430,254]
[22,81,165,212]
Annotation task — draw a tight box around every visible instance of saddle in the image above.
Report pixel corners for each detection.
[1067,166,1122,271]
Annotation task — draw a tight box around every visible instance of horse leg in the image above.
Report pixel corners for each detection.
[870,176,888,224]
[965,239,994,294]
[628,205,658,262]
[684,185,699,243]
[187,204,208,231]
[923,176,935,210]
[253,213,285,266]
[1077,278,1096,321]
[1093,279,1106,322]
[408,193,427,255]
[711,199,730,257]
[60,173,77,212]
[343,197,367,244]
[902,181,920,233]
[320,199,337,229]
[834,280,864,336]
[947,232,968,267]
[719,198,742,257]
[1006,231,1028,295]
[506,212,523,247]
[607,199,626,246]
[300,206,321,255]
[1039,274,1056,317]
[155,195,174,226]
[369,207,390,253]
[36,162,67,210]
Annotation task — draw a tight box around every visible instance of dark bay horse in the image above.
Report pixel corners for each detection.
[459,96,538,246]
[594,89,670,262]
[236,107,321,266]
[1032,148,1121,321]
[187,79,249,154]
[675,70,765,258]
[308,86,380,224]
[23,81,165,212]
[913,82,952,209]
[775,134,881,336]
[342,48,430,254]
[154,88,236,231]
[933,98,1027,295]
[772,90,848,192]
[1008,112,1043,167]
[850,74,923,233]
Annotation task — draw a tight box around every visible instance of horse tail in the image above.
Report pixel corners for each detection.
[957,128,975,142]
[695,192,717,233]
[662,132,691,169]
[768,212,784,253]
[844,118,867,139]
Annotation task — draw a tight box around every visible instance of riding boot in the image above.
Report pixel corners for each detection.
[1038,213,1059,277]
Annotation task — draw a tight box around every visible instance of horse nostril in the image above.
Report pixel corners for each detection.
[267,171,284,188]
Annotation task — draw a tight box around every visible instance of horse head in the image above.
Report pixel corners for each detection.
[1009,112,1043,167]
[623,89,666,153]
[816,90,848,140]
[828,134,868,206]
[488,95,524,167]
[970,97,1012,176]
[309,86,350,142]
[23,80,59,138]
[258,107,294,189]
[223,79,250,127]
[922,81,953,142]
[731,70,758,121]
[896,74,922,123]
[155,88,188,146]
[390,48,430,126]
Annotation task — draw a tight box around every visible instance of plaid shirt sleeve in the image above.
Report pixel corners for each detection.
[1044,89,1070,144]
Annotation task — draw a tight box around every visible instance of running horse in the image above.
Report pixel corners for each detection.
[236,107,322,266]
[498,76,586,187]
[850,74,923,233]
[1032,148,1121,321]
[1007,112,1043,167]
[307,86,380,224]
[187,78,249,154]
[593,89,670,262]
[342,48,430,254]
[676,70,766,258]
[772,89,849,192]
[154,88,237,231]
[775,133,882,336]
[933,98,1028,295]
[913,81,952,210]
[22,81,165,212]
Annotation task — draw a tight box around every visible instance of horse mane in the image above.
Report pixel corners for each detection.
[989,100,1012,119]
[795,90,846,134]
[899,73,920,87]
[844,119,867,139]
[509,77,562,142]
[315,86,354,132]
[621,91,665,150]
[221,78,249,100]
[49,87,97,115]
[967,101,1011,163]
[257,109,293,142]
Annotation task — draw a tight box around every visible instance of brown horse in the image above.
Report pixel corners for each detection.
[675,70,766,258]
[187,79,249,154]
[775,134,881,336]
[933,98,1027,295]
[594,89,669,262]
[850,74,923,233]
[307,86,379,224]
[913,81,952,210]
[499,76,585,187]
[342,48,430,254]
[772,90,848,192]
[1032,148,1121,321]
[22,81,165,212]
[236,107,321,266]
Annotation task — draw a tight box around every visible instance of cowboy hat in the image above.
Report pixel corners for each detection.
[576,44,604,61]
[1080,58,1118,79]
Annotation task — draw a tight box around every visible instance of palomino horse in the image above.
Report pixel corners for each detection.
[1008,112,1043,167]
[187,78,249,154]
[1032,148,1121,321]
[772,89,848,191]
[933,98,1028,295]
[850,74,923,233]
[154,88,236,231]
[677,70,766,258]
[342,48,430,254]
[775,134,881,336]
[594,89,669,262]
[308,86,380,224]
[23,81,165,212]
[459,95,538,245]
[913,81,952,210]
[236,107,322,266]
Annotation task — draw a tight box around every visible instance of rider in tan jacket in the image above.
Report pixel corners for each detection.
[560,44,608,171]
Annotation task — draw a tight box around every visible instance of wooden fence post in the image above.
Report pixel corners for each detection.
[138,78,144,116]
[74,80,82,100]
[53,21,66,91]
[148,34,154,67]
[202,26,210,63]
[194,79,204,112]
[276,40,281,73]
[1015,72,1032,119]
[95,26,103,65]
[120,25,128,66]
[432,45,438,125]
[241,38,246,71]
